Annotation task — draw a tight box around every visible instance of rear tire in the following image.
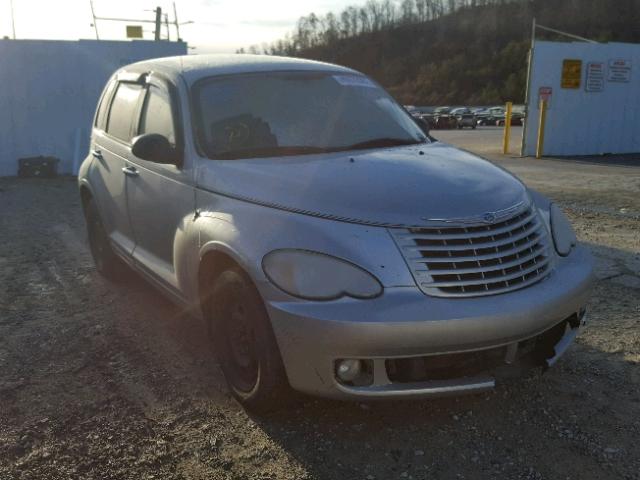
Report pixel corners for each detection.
[85,198,128,281]
[206,267,292,412]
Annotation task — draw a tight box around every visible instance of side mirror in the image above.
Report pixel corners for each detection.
[131,133,179,165]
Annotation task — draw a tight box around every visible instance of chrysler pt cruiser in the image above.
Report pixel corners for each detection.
[79,55,594,411]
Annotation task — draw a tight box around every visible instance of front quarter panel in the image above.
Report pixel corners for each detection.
[193,187,417,301]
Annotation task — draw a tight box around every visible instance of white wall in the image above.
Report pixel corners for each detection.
[523,40,640,156]
[0,39,187,176]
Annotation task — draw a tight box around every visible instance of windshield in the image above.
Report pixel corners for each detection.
[192,71,427,159]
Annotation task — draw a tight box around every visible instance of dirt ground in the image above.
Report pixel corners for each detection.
[1,140,639,479]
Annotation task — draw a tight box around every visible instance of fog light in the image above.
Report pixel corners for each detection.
[336,359,362,382]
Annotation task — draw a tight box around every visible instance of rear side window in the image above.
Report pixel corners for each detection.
[106,82,143,142]
[95,80,116,130]
[139,86,176,145]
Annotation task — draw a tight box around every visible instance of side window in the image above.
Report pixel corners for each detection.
[95,80,117,130]
[139,85,176,145]
[106,82,144,142]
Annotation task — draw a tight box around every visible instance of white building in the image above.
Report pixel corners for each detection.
[523,40,640,157]
[0,39,187,176]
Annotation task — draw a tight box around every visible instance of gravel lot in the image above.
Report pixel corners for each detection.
[1,136,639,479]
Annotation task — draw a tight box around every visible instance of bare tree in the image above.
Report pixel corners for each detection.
[259,0,523,55]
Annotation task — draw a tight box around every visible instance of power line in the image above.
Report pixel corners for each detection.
[534,20,598,44]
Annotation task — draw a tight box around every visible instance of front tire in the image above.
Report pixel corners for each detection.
[207,267,291,412]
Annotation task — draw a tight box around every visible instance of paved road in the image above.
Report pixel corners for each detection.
[435,126,523,156]
[436,126,640,168]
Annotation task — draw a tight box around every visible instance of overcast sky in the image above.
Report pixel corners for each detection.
[0,0,364,52]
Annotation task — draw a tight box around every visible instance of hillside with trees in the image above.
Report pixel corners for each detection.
[240,0,640,105]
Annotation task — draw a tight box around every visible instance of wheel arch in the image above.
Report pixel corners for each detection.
[197,242,258,313]
[79,181,94,214]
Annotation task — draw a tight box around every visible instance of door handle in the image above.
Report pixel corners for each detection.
[91,149,103,159]
[121,166,139,177]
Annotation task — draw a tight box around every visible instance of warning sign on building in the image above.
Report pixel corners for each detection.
[561,59,582,89]
[585,62,605,92]
[608,59,632,83]
[538,86,552,108]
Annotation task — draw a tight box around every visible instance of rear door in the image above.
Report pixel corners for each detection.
[90,79,144,257]
[126,76,195,291]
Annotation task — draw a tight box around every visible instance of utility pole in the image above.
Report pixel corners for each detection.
[9,0,16,39]
[173,2,181,41]
[89,0,100,40]
[154,7,162,41]
[531,17,536,48]
[173,3,193,42]
[90,4,188,42]
[521,17,536,156]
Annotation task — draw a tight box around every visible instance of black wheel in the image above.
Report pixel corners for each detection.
[85,197,128,281]
[472,125,476,129]
[207,267,291,412]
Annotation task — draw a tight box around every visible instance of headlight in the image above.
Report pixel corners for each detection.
[262,249,382,300]
[550,203,577,256]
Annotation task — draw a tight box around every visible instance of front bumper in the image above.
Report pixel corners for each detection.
[265,245,594,399]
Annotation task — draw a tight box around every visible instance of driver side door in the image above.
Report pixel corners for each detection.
[126,76,195,295]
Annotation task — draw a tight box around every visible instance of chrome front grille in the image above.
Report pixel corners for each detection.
[391,206,552,297]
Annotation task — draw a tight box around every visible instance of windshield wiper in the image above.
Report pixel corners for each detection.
[339,137,425,151]
[213,145,332,160]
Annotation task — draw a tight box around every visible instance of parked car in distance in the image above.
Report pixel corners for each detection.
[476,106,505,126]
[417,111,436,129]
[431,106,457,129]
[451,107,477,129]
[497,110,525,126]
[79,55,594,412]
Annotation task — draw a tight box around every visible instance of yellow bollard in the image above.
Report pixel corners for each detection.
[536,100,548,159]
[502,101,513,154]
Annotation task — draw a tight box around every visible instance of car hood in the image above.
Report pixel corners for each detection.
[195,142,529,227]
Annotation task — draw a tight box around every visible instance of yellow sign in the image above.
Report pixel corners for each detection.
[126,25,143,39]
[561,59,582,89]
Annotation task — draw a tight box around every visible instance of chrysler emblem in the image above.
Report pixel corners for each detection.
[483,212,497,223]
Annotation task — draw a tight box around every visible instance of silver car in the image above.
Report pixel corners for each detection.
[78,55,594,411]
